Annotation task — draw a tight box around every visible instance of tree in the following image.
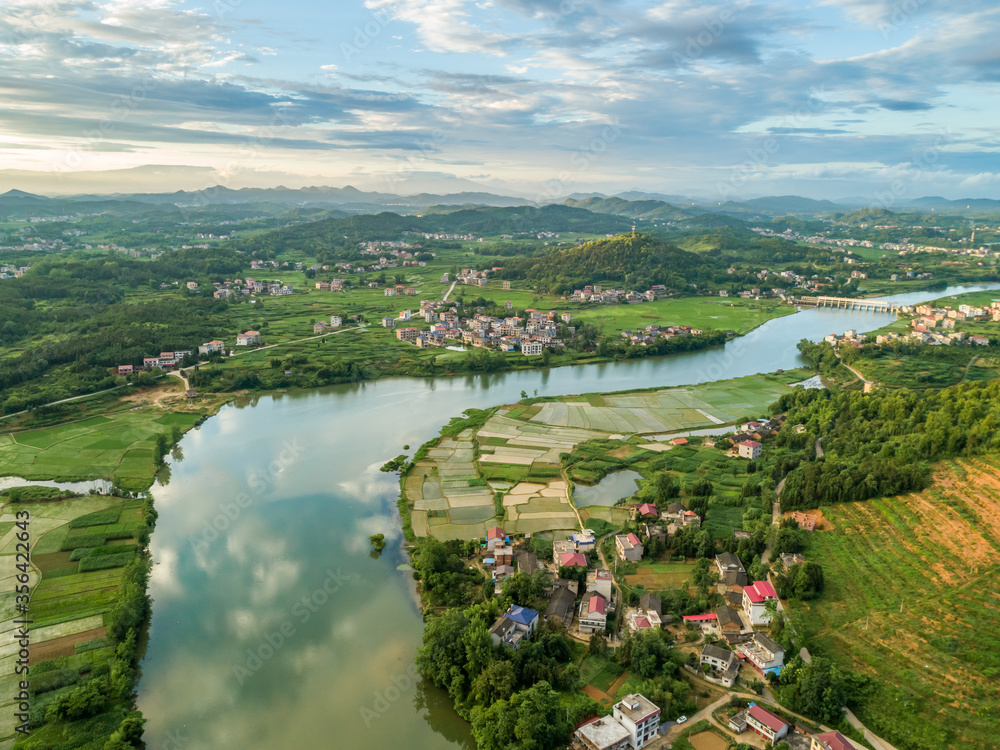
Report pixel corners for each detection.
[471,660,517,706]
[588,633,607,656]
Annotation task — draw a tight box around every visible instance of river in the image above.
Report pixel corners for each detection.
[135,284,1000,750]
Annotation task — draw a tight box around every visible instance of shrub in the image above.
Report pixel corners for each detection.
[70,548,97,561]
[75,638,109,654]
[31,668,80,695]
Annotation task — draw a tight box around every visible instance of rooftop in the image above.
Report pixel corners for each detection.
[813,731,854,750]
[575,717,630,749]
[614,693,661,725]
[747,705,788,733]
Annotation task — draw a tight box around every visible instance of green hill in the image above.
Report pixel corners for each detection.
[494,233,700,293]
[563,196,693,222]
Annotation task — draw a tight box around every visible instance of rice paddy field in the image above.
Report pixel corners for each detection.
[405,372,802,539]
[0,409,201,492]
[0,493,140,743]
[793,457,1000,750]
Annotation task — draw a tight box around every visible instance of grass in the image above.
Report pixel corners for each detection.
[793,457,1000,750]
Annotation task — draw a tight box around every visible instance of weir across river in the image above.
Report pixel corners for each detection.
[791,295,900,313]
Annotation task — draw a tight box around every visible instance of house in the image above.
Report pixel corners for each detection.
[789,511,817,531]
[560,552,588,569]
[570,529,596,549]
[700,644,740,687]
[811,730,854,750]
[572,716,631,750]
[236,331,261,346]
[746,704,790,745]
[615,533,643,562]
[381,317,395,328]
[493,545,514,567]
[737,633,785,676]
[517,552,540,575]
[493,565,515,591]
[612,694,661,749]
[522,342,544,356]
[636,503,658,519]
[715,605,745,635]
[670,437,688,446]
[639,593,661,616]
[489,605,538,649]
[662,502,687,523]
[743,580,778,625]
[715,552,748,587]
[396,327,419,341]
[199,340,225,355]
[682,613,718,631]
[117,365,134,375]
[313,322,326,334]
[780,553,805,571]
[728,711,748,733]
[330,316,342,328]
[544,586,577,627]
[486,526,507,552]
[641,523,667,544]
[738,440,762,459]
[579,591,608,634]
[627,609,661,632]
[587,569,613,600]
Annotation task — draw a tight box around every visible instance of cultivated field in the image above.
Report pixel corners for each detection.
[794,457,1000,750]
[0,410,201,491]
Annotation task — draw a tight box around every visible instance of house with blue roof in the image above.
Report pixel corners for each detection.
[489,605,539,649]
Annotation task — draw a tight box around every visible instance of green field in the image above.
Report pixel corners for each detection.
[0,410,201,491]
[793,458,1000,750]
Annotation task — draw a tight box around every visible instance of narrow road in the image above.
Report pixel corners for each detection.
[0,384,133,422]
[228,325,361,357]
[594,531,624,646]
[844,708,901,750]
[815,437,824,458]
[442,279,458,302]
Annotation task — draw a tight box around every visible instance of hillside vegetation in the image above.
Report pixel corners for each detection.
[794,457,1000,749]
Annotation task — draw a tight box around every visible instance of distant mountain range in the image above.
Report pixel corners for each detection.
[2,185,998,222]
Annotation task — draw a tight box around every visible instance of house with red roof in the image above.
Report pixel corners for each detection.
[486,527,507,552]
[636,503,659,519]
[738,440,762,459]
[745,704,790,745]
[811,730,854,750]
[615,533,644,562]
[579,591,607,634]
[670,437,688,446]
[560,552,588,568]
[743,580,778,625]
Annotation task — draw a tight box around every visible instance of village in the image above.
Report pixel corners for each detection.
[825,298,999,349]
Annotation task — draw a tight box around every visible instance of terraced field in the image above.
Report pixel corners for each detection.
[795,458,1000,750]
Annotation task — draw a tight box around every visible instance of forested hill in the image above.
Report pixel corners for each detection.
[494,233,700,293]
[231,205,632,258]
[562,196,693,221]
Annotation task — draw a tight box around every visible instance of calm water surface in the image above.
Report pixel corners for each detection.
[136,284,1000,749]
[573,470,644,507]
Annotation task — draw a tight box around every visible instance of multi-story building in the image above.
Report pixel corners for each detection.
[612,694,660,749]
[743,580,778,625]
[737,633,785,677]
[746,705,789,745]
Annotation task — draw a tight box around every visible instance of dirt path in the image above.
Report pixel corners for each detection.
[0,384,132,422]
[442,280,458,302]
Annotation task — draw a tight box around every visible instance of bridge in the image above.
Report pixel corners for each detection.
[791,295,900,314]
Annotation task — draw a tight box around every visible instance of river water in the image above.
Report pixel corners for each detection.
[135,284,1000,750]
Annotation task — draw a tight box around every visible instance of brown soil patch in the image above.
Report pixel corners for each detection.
[689,732,728,750]
[607,671,630,695]
[29,626,106,665]
[608,446,636,459]
[582,684,614,706]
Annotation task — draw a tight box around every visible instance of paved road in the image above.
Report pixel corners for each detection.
[845,708,901,750]
[442,280,458,302]
[228,325,361,357]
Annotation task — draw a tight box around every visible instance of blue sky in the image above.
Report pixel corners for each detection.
[0,0,998,200]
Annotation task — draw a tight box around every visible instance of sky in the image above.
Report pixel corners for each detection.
[0,0,998,200]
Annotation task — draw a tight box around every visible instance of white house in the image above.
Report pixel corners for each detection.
[746,704,789,745]
[522,342,544,356]
[236,331,261,346]
[612,694,661,749]
[737,632,785,677]
[573,717,631,750]
[330,316,342,328]
[737,440,761,459]
[615,533,643,562]
[578,591,607,634]
[488,605,538,649]
[743,580,778,625]
[587,569,613,600]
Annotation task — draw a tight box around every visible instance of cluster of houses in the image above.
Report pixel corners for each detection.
[727,704,854,750]
[619,324,704,347]
[0,264,29,279]
[569,284,669,305]
[135,350,193,371]
[205,277,294,298]
[382,304,568,355]
[312,316,344,334]
[457,267,492,286]
[710,417,784,461]
[901,302,995,347]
